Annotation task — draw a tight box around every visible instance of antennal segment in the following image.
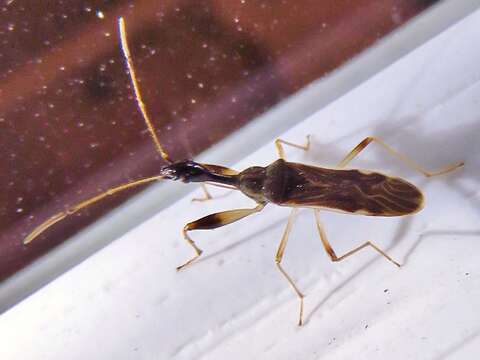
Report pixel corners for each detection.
[23,175,164,245]
[118,17,173,164]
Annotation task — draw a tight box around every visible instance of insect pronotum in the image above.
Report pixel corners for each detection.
[24,17,464,326]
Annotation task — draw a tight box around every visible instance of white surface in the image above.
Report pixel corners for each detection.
[2,7,480,360]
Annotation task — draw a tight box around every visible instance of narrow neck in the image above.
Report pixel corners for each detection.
[201,172,238,186]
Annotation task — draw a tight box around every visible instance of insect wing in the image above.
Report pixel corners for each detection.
[281,162,424,216]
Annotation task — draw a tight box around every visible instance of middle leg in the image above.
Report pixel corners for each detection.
[275,208,306,326]
[275,135,311,160]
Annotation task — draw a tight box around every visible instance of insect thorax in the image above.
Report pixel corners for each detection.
[238,159,307,205]
[237,165,268,203]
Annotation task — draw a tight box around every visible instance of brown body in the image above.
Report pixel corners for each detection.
[163,158,424,217]
[157,155,432,327]
[238,159,424,216]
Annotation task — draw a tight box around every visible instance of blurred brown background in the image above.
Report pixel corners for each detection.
[0,0,438,281]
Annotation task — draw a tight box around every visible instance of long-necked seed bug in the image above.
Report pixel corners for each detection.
[23,17,464,326]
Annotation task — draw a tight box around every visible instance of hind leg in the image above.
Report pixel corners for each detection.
[314,209,400,267]
[338,136,464,176]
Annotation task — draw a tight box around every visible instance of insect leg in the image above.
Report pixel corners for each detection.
[275,135,311,159]
[275,208,305,326]
[191,183,237,202]
[177,203,265,271]
[314,209,401,267]
[337,136,463,176]
[191,184,214,202]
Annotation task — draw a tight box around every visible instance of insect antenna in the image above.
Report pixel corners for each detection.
[23,175,165,244]
[118,17,173,164]
[24,18,173,244]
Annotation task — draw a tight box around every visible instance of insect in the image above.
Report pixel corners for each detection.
[24,17,464,326]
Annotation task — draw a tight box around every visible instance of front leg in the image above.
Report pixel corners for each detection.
[191,184,213,202]
[177,203,266,270]
[191,183,237,202]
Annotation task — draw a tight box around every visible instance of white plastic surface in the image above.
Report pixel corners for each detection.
[1,7,480,360]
